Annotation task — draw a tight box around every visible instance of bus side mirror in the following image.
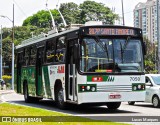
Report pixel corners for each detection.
[74,44,80,61]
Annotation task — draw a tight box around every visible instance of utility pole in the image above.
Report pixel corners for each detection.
[11,3,14,90]
[0,25,2,80]
[121,0,125,26]
[157,0,160,73]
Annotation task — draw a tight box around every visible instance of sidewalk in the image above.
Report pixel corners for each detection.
[0,90,15,103]
[0,90,15,95]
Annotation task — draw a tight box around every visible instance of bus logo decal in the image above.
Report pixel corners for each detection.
[106,76,114,82]
[58,66,65,73]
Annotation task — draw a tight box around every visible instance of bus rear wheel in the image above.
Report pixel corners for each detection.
[23,82,32,103]
[106,102,121,109]
[55,87,67,109]
[128,101,135,105]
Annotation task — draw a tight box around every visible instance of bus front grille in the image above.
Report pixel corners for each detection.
[97,85,132,92]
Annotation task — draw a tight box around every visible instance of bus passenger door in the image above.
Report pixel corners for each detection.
[36,47,44,96]
[17,52,23,93]
[67,40,77,102]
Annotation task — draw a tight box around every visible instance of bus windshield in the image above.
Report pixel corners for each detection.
[80,37,144,73]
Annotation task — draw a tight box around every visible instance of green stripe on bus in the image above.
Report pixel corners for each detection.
[21,67,36,96]
[42,66,52,98]
[87,76,107,82]
[87,75,115,82]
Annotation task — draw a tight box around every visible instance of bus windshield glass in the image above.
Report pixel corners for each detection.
[80,37,143,73]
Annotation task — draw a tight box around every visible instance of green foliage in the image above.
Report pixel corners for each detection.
[79,1,118,24]
[2,26,49,67]
[23,10,60,28]
[144,37,158,73]
[22,1,118,28]
[59,2,80,25]
[2,75,12,87]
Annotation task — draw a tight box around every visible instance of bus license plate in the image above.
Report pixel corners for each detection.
[109,94,121,99]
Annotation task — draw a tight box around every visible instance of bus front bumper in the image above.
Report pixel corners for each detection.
[77,91,145,104]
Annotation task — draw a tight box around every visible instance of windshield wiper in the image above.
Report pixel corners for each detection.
[120,36,131,63]
[122,36,131,53]
[94,36,110,61]
[104,43,109,62]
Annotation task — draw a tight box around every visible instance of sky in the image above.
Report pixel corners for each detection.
[0,0,147,28]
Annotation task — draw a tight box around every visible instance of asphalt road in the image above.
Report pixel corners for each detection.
[1,92,160,125]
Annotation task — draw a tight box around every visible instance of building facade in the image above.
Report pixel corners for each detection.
[134,0,157,43]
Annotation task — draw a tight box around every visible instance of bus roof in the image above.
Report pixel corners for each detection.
[15,25,142,50]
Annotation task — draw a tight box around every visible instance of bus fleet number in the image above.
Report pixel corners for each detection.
[130,77,140,81]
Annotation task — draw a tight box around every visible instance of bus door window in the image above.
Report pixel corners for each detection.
[67,39,78,101]
[17,51,24,93]
[56,37,66,62]
[37,47,44,74]
[36,47,44,96]
[46,39,55,63]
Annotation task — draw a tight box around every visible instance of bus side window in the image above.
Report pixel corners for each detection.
[18,52,24,65]
[56,37,66,62]
[30,46,36,65]
[46,39,55,63]
[24,48,30,66]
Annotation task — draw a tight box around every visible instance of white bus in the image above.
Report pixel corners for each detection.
[15,25,146,109]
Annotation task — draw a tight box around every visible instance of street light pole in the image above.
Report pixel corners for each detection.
[0,3,14,90]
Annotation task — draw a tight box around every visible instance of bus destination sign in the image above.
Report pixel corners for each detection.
[88,28,136,35]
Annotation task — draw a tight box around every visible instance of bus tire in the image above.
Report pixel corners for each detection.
[23,82,32,103]
[128,101,135,105]
[55,87,67,109]
[106,102,121,109]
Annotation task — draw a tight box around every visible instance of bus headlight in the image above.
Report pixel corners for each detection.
[133,86,137,91]
[91,87,96,92]
[79,84,96,92]
[86,86,90,90]
[132,83,145,91]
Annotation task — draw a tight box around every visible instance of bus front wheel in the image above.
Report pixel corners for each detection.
[55,87,67,109]
[106,102,121,109]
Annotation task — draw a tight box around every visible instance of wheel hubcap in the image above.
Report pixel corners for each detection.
[24,87,27,99]
[153,97,158,107]
[58,89,64,105]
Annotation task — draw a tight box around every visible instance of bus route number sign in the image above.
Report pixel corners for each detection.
[88,28,135,35]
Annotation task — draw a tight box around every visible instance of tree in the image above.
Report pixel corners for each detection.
[2,26,48,70]
[144,37,157,73]
[79,1,118,24]
[59,2,80,25]
[22,1,119,28]
[23,10,60,29]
